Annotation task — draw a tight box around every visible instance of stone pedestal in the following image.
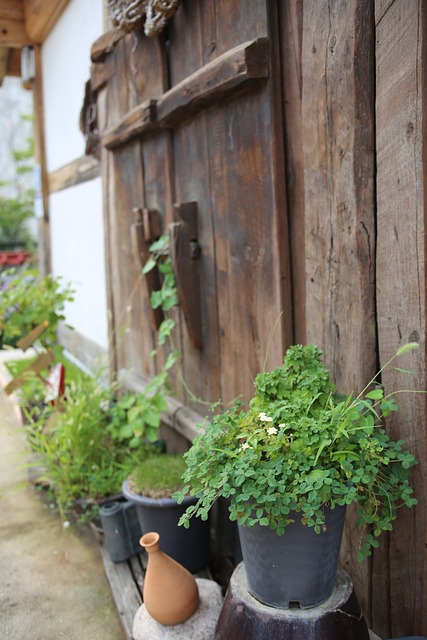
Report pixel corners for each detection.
[215,564,370,640]
[133,578,223,640]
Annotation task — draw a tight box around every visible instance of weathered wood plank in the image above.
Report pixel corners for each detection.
[103,99,157,149]
[91,57,116,94]
[206,1,288,403]
[100,545,141,640]
[102,37,269,150]
[301,0,376,621]
[278,0,305,345]
[0,46,10,85]
[47,156,100,193]
[156,37,269,127]
[165,1,221,410]
[128,554,145,597]
[91,28,125,63]
[374,1,427,636]
[171,202,203,350]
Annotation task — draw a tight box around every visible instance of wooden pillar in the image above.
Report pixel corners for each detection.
[373,1,427,636]
[32,44,51,275]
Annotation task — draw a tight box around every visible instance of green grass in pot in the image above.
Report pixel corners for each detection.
[128,454,187,499]
[175,343,420,561]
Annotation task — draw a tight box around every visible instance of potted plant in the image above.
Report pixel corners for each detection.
[24,370,149,521]
[122,454,210,574]
[175,343,419,608]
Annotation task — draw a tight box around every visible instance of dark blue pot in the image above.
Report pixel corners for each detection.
[122,480,210,573]
[238,505,346,609]
[99,500,142,563]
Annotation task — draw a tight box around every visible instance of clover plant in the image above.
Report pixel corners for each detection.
[176,343,419,560]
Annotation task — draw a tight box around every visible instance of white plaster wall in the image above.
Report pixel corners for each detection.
[42,0,104,172]
[42,0,108,355]
[49,178,108,349]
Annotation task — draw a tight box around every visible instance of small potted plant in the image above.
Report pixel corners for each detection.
[122,454,210,574]
[175,343,419,608]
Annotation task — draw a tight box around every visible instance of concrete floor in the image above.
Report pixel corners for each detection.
[0,368,125,640]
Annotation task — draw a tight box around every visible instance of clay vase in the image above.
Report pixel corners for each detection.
[140,531,200,626]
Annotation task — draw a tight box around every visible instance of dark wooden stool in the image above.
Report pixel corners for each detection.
[215,563,370,640]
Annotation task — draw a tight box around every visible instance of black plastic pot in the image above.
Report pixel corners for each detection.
[238,505,346,609]
[99,500,142,562]
[122,480,210,573]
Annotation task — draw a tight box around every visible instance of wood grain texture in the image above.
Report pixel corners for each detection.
[33,44,50,275]
[0,15,29,47]
[100,544,141,639]
[302,0,376,389]
[102,37,269,150]
[92,1,427,630]
[374,0,427,636]
[90,28,125,63]
[278,0,305,344]
[301,0,376,619]
[23,0,70,43]
[47,156,99,193]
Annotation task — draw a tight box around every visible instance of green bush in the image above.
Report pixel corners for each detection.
[0,269,74,349]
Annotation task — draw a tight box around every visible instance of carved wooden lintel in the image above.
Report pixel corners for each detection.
[171,202,202,350]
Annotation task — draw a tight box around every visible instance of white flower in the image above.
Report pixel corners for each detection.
[279,423,286,428]
[259,412,273,422]
[62,520,71,529]
[240,442,251,450]
[267,426,278,435]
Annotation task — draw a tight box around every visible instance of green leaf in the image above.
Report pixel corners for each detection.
[128,406,142,423]
[144,411,161,428]
[365,389,384,400]
[142,256,156,274]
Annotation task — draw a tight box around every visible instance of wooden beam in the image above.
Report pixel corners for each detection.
[156,36,269,127]
[47,155,100,194]
[23,0,70,43]
[0,46,10,84]
[103,99,157,149]
[102,37,269,149]
[6,46,21,76]
[0,1,25,21]
[32,44,50,275]
[0,0,28,46]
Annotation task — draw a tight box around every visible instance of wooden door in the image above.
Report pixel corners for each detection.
[94,0,293,415]
[90,0,427,635]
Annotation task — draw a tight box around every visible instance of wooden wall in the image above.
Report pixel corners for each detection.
[92,1,426,636]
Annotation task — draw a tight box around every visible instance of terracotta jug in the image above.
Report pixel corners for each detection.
[140,531,200,625]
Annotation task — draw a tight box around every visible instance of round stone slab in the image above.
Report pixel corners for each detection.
[215,564,370,640]
[133,578,223,640]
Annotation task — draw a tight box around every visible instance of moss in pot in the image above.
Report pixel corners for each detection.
[122,454,210,573]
